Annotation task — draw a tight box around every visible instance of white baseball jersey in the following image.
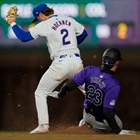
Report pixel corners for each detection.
[29,15,84,60]
[29,14,85,126]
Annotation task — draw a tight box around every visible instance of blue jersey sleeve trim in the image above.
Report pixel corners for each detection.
[12,25,33,42]
[76,29,88,45]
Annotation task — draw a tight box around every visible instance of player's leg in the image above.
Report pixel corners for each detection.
[30,59,70,134]
[82,109,123,133]
[67,56,86,95]
[30,56,84,134]
[81,109,110,130]
[114,114,123,129]
[73,59,86,95]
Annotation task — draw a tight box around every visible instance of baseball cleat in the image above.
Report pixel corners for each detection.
[78,119,86,127]
[30,124,49,134]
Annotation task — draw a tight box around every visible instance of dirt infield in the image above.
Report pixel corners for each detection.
[0,125,139,140]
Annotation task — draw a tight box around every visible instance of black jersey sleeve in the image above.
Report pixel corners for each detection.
[103,107,122,134]
[58,79,79,98]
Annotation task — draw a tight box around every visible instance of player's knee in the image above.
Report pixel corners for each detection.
[35,89,48,98]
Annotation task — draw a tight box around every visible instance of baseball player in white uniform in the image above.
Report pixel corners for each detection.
[6,3,88,134]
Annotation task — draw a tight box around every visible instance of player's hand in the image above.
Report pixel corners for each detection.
[5,6,18,24]
[119,129,136,135]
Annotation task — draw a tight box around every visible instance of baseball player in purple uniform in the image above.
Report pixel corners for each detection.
[6,3,87,134]
[57,48,136,135]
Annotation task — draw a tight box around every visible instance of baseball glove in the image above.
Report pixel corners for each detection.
[5,6,18,23]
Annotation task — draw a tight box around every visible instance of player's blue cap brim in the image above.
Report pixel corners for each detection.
[32,3,48,23]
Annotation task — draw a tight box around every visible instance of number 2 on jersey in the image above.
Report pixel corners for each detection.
[61,29,71,45]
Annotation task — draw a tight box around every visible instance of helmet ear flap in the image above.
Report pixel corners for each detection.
[102,56,115,65]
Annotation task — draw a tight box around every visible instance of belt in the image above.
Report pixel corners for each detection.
[60,53,80,58]
[85,108,104,123]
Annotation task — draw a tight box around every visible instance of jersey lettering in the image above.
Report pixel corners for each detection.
[61,29,71,45]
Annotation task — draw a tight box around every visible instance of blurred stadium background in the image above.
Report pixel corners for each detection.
[0,0,140,131]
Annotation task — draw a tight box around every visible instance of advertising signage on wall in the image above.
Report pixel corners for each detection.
[0,0,140,48]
